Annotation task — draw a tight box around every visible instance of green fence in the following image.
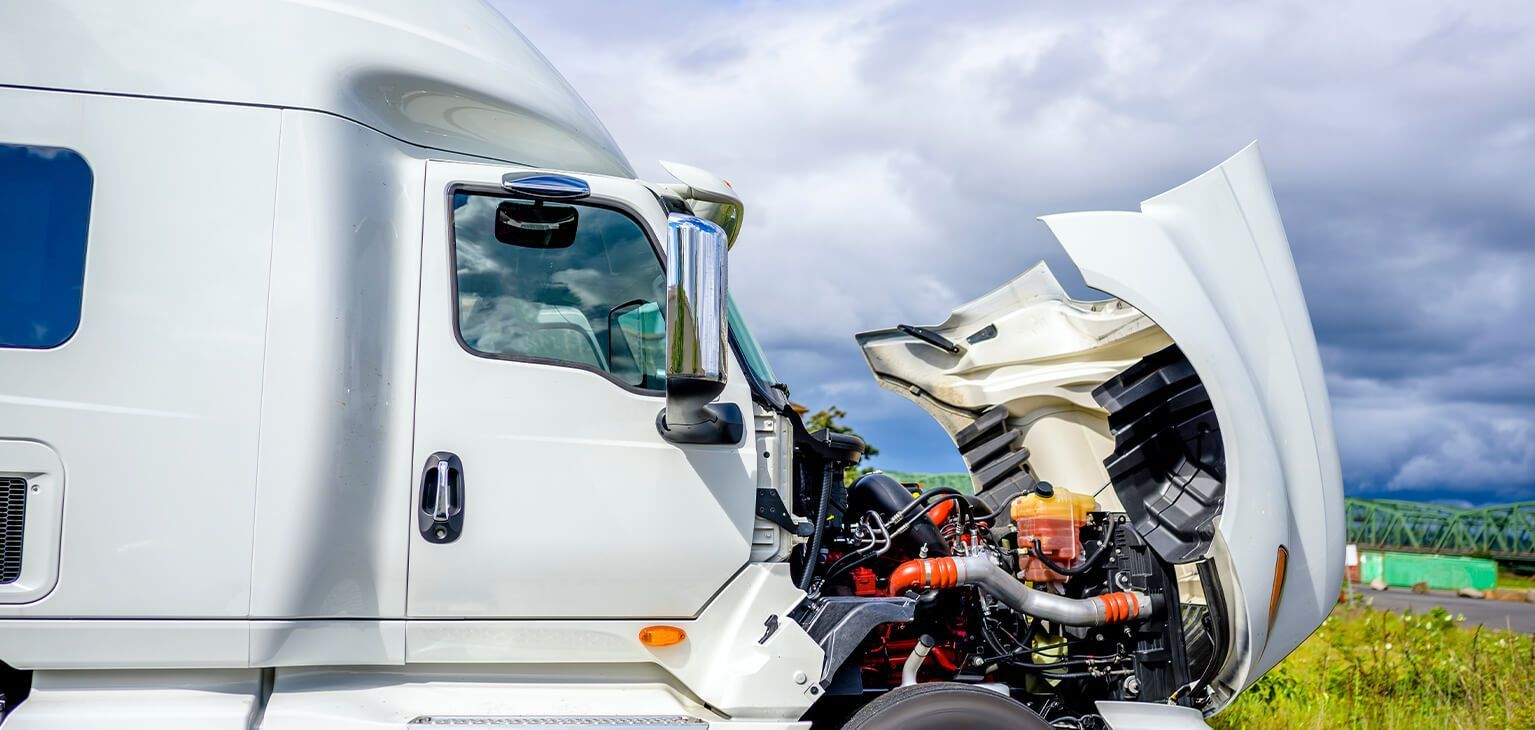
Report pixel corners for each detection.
[878,470,975,494]
[1358,550,1498,591]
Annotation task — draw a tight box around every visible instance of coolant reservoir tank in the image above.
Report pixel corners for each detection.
[1012,483,1098,583]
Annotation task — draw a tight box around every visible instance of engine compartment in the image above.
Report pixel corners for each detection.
[790,345,1229,728]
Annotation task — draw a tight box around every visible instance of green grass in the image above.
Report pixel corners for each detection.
[1211,602,1535,729]
[1496,567,1535,591]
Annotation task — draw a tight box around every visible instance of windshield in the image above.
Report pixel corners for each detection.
[727,296,777,387]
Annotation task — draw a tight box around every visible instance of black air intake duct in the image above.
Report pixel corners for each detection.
[1093,345,1225,563]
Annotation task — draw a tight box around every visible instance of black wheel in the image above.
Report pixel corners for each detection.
[840,682,1050,730]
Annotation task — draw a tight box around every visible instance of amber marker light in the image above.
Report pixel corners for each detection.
[639,625,687,647]
[1267,545,1289,632]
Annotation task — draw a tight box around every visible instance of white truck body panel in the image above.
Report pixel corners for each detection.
[0,0,632,177]
[248,108,425,620]
[0,87,278,618]
[2,671,263,730]
[1097,700,1212,730]
[1041,143,1345,690]
[3,567,821,727]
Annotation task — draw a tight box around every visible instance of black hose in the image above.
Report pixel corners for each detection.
[821,487,975,589]
[883,486,966,524]
[1027,536,1112,577]
[883,492,973,548]
[978,498,1014,524]
[1012,657,1116,671]
[821,551,879,586]
[882,487,969,533]
[799,462,835,592]
[849,473,950,557]
[917,491,973,522]
[910,486,966,508]
[822,533,895,585]
[1015,667,1130,680]
[821,513,892,584]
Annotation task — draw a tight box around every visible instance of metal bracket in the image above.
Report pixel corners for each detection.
[801,596,916,686]
[756,488,812,537]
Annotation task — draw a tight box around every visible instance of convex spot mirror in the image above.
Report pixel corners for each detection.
[495,200,579,249]
[659,161,744,248]
[657,213,743,445]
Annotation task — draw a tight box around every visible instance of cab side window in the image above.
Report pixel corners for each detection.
[451,192,665,391]
[0,143,93,348]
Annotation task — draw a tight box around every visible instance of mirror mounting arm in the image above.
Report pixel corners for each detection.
[656,377,745,445]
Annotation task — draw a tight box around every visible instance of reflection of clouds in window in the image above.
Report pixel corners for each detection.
[21,146,70,160]
[450,192,665,389]
[459,293,536,353]
[454,196,510,276]
[548,268,610,311]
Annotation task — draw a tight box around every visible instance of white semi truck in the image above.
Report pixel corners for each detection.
[0,1,1344,728]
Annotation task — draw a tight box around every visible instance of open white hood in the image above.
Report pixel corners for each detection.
[858,263,1171,509]
[857,144,1344,703]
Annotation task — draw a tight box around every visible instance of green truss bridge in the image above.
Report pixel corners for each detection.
[881,473,1535,561]
[1346,498,1535,561]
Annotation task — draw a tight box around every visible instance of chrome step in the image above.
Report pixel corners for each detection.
[409,717,708,729]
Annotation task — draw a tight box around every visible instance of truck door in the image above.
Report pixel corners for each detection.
[407,160,758,618]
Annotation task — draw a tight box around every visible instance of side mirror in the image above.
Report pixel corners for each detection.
[656,214,744,445]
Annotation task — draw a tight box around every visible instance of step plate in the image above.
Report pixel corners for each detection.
[410,718,707,729]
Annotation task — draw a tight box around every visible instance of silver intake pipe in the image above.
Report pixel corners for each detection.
[901,634,935,686]
[887,555,1154,626]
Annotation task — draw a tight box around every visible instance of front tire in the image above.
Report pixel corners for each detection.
[840,682,1051,730]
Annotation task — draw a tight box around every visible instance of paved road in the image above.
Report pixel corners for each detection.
[1358,588,1535,633]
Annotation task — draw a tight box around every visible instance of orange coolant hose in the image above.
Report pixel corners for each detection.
[886,556,1152,626]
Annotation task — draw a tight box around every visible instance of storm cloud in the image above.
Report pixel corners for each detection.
[494,0,1535,502]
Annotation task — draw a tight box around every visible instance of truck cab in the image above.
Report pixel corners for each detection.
[0,2,1343,728]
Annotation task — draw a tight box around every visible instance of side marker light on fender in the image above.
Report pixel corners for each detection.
[1268,545,1289,632]
[639,625,688,648]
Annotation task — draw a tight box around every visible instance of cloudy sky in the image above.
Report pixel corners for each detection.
[494,1,1535,504]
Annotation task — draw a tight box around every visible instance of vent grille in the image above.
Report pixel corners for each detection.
[1,477,25,584]
[953,404,1038,515]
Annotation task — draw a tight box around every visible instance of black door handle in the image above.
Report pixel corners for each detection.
[418,451,464,543]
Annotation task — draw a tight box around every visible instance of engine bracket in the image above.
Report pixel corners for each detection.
[800,596,916,686]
